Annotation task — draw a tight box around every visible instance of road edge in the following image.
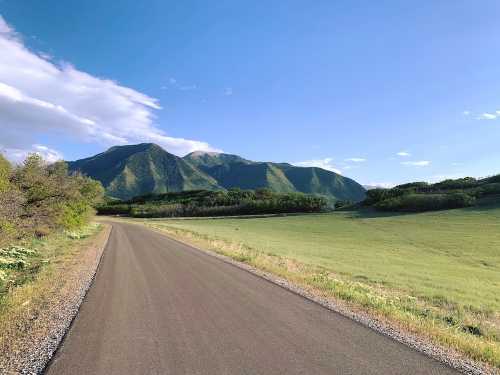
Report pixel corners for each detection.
[136,221,496,375]
[0,223,112,374]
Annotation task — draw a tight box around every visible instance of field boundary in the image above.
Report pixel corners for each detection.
[0,223,111,374]
[124,219,496,375]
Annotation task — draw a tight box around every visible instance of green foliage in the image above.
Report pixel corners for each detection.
[0,152,104,246]
[69,143,366,203]
[334,200,354,209]
[0,246,37,270]
[364,174,500,212]
[374,193,476,212]
[0,155,11,193]
[98,189,328,217]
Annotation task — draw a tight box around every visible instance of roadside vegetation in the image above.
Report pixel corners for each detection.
[0,153,103,315]
[133,206,500,369]
[364,175,500,212]
[97,188,328,217]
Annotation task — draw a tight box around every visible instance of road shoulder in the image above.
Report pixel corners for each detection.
[0,223,111,374]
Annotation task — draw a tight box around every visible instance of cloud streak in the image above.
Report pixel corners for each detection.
[477,112,498,120]
[0,15,219,162]
[401,160,430,167]
[396,151,411,157]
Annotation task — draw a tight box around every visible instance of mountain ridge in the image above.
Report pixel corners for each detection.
[68,143,366,202]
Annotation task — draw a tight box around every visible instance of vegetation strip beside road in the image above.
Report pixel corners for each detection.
[0,223,110,373]
[122,208,500,374]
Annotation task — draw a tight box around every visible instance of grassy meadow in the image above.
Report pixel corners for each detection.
[135,204,500,369]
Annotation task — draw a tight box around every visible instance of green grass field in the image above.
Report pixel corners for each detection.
[137,204,500,368]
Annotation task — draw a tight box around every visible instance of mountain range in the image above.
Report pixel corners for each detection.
[68,143,366,202]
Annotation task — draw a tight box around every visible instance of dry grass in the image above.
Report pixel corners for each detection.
[0,223,103,349]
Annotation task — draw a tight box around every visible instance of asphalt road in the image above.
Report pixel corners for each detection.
[46,221,458,375]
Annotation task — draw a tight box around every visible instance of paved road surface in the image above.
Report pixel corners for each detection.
[46,221,458,375]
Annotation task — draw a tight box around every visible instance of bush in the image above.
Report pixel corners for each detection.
[0,153,104,245]
[375,193,475,212]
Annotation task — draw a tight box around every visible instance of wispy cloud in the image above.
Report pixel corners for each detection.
[163,78,197,92]
[477,112,498,120]
[396,151,411,157]
[0,15,219,160]
[364,182,395,189]
[462,110,471,116]
[224,87,233,96]
[344,157,366,162]
[401,160,430,167]
[2,144,63,164]
[293,158,342,174]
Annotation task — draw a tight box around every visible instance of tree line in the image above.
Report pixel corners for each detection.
[0,154,104,247]
[97,188,328,218]
[363,175,500,212]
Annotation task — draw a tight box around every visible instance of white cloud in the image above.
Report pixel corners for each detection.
[0,15,13,34]
[344,157,366,162]
[401,160,430,167]
[0,15,219,158]
[2,144,63,164]
[477,112,497,120]
[462,110,471,116]
[293,158,342,174]
[364,182,395,189]
[427,174,464,183]
[224,87,233,96]
[396,151,411,157]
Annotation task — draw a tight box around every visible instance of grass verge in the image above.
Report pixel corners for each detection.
[0,223,103,350]
[125,208,500,372]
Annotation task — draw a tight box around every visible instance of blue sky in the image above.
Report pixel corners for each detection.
[1,0,500,186]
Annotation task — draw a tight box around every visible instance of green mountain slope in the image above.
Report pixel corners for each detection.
[68,144,366,202]
[68,144,221,199]
[184,151,366,202]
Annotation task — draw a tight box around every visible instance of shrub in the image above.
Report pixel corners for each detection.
[375,193,475,212]
[0,152,104,245]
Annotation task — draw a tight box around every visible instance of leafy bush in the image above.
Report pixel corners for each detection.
[375,193,476,212]
[0,153,104,246]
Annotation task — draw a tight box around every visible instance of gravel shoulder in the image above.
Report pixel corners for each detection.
[0,224,111,374]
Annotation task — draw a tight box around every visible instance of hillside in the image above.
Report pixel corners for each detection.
[68,144,221,200]
[68,144,366,202]
[184,151,366,202]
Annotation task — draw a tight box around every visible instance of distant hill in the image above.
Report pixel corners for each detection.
[68,143,366,202]
[68,144,220,200]
[184,151,366,203]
